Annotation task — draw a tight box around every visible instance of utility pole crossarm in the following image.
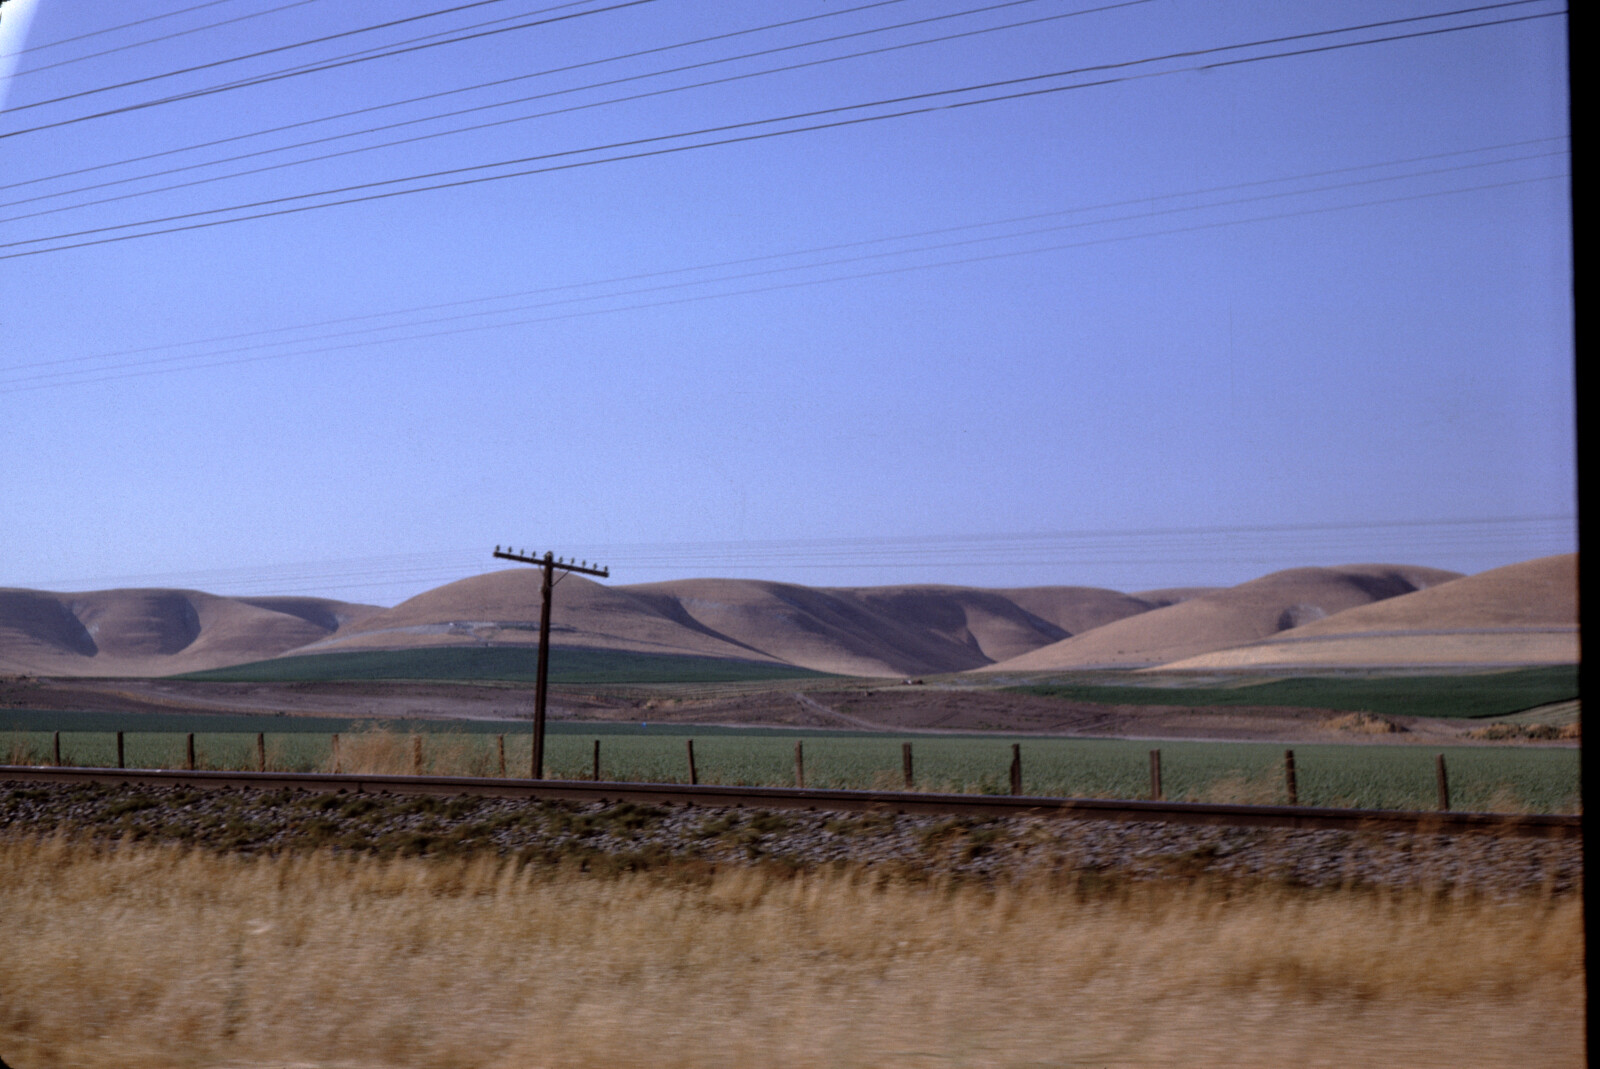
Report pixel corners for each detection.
[493,547,609,578]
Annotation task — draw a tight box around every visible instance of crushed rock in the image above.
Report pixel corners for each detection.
[0,779,1580,895]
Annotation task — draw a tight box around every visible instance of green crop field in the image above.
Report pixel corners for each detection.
[172,646,835,684]
[1,718,1579,814]
[1009,665,1579,719]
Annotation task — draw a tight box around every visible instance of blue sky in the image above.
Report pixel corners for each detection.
[0,0,1573,605]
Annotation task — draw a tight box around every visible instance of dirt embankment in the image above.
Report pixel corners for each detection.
[0,677,1573,747]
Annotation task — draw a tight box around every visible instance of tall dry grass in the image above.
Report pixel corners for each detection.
[323,727,503,778]
[0,836,1584,1068]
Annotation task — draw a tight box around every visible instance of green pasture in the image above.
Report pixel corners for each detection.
[1010,665,1578,719]
[2,721,1579,814]
[172,646,835,684]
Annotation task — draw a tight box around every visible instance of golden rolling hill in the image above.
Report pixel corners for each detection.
[976,565,1464,672]
[1157,554,1578,669]
[0,555,1575,678]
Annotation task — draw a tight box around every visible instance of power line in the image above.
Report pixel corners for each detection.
[137,0,631,104]
[0,7,1566,261]
[0,163,1566,391]
[0,0,1079,218]
[4,0,1554,149]
[0,0,652,140]
[0,0,1553,140]
[0,0,1108,221]
[0,135,1563,380]
[10,0,325,79]
[0,0,920,196]
[6,0,251,57]
[4,0,547,113]
[11,517,1574,599]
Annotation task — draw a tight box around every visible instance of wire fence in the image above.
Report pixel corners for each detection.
[1,727,1580,814]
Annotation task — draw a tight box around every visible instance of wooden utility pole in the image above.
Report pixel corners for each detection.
[493,546,610,779]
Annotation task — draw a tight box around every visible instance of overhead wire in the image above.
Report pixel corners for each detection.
[0,134,1565,381]
[0,0,920,196]
[4,0,250,57]
[9,0,326,79]
[3,0,555,113]
[0,0,1105,220]
[0,7,1569,597]
[588,522,1581,574]
[0,158,1567,391]
[0,0,1551,141]
[0,6,1568,261]
[136,0,628,103]
[0,0,654,140]
[1,135,1559,379]
[14,516,1575,598]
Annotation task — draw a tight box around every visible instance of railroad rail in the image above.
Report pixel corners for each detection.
[1,765,1579,838]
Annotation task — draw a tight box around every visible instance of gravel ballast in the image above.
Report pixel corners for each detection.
[1,779,1580,894]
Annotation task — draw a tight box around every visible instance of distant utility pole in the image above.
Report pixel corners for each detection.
[492,545,609,779]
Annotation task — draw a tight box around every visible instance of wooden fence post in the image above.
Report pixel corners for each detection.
[331,734,341,774]
[1009,743,1022,796]
[1436,753,1450,812]
[116,731,125,770]
[686,739,698,785]
[794,740,805,789]
[496,735,506,778]
[53,731,61,767]
[593,739,601,782]
[256,732,266,772]
[1149,749,1163,801]
[1284,749,1298,805]
[412,735,423,776]
[185,733,196,771]
[902,742,913,790]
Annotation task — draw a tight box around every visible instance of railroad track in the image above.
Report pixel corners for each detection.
[1,765,1579,838]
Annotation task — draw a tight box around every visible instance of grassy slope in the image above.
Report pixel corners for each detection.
[1010,665,1578,719]
[171,646,836,684]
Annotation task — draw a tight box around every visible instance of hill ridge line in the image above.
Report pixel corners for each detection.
[0,555,1576,678]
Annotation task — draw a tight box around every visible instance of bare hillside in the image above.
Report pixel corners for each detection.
[307,573,1150,677]
[3,556,1572,678]
[1160,554,1578,669]
[0,588,381,677]
[978,565,1463,672]
[300,572,789,665]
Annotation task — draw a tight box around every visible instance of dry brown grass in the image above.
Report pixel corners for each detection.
[1466,722,1581,741]
[1326,711,1405,734]
[321,726,501,778]
[1191,771,1284,806]
[0,836,1584,1069]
